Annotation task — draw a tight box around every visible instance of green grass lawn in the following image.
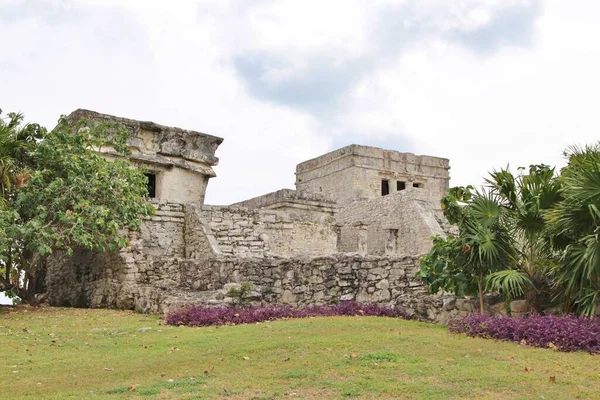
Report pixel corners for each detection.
[0,306,598,399]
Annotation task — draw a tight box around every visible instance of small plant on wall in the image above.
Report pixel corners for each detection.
[227,281,254,306]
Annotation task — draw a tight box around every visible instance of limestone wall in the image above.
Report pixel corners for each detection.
[199,205,337,258]
[335,189,447,256]
[45,200,186,310]
[45,194,460,320]
[178,254,425,305]
[151,165,210,205]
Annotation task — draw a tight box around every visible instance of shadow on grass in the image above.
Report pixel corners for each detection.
[105,376,209,397]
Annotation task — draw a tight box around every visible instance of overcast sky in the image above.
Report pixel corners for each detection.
[2,0,599,205]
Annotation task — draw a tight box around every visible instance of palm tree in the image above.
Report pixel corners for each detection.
[422,186,516,313]
[548,144,600,316]
[0,110,44,203]
[0,109,45,294]
[459,191,517,312]
[484,165,562,312]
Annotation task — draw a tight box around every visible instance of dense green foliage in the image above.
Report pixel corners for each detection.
[422,150,600,316]
[0,110,152,303]
[0,110,46,301]
[420,186,516,312]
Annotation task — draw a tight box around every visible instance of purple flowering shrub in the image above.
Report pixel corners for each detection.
[449,314,600,353]
[165,302,412,327]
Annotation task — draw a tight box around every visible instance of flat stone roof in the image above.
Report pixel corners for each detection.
[296,144,449,174]
[232,189,337,210]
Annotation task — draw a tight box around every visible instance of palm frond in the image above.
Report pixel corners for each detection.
[485,269,536,298]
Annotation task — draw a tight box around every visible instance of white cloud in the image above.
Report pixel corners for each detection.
[1,0,599,205]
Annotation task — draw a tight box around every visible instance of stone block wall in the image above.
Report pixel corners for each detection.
[141,201,185,257]
[232,188,337,221]
[200,206,268,257]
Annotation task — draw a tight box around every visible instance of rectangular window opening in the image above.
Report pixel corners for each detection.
[397,181,406,191]
[145,173,156,198]
[381,180,390,196]
[413,182,424,188]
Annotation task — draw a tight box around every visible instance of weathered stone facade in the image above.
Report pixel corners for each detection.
[46,111,469,324]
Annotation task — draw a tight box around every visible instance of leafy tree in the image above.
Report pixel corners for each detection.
[419,235,478,297]
[548,144,600,316]
[484,165,562,312]
[0,112,152,303]
[420,186,515,312]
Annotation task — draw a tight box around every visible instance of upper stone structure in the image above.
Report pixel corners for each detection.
[295,144,450,206]
[67,109,223,204]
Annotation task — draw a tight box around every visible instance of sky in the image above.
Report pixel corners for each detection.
[1,0,600,205]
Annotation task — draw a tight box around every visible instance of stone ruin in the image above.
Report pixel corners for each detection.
[46,110,479,324]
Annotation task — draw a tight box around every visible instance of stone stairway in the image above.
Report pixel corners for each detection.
[161,289,225,314]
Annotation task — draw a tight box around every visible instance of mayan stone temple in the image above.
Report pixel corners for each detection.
[46,110,467,323]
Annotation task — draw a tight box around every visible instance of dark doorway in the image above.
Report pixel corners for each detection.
[145,173,156,198]
[381,180,390,196]
[397,181,406,191]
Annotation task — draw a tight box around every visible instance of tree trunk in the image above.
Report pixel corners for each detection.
[477,277,485,313]
[18,251,38,305]
[564,290,572,314]
[4,246,10,286]
[524,288,536,314]
[25,272,37,304]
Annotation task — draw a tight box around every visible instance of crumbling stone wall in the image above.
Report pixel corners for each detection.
[45,200,185,309]
[178,254,426,306]
[199,206,269,257]
[47,246,465,324]
[232,189,337,223]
